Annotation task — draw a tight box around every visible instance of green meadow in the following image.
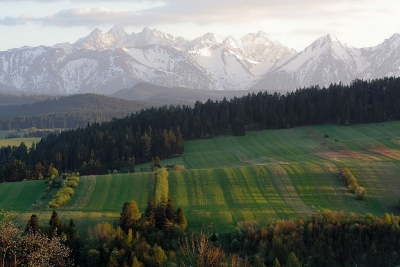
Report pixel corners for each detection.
[0,130,41,147]
[4,122,400,231]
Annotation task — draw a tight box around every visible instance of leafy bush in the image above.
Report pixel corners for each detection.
[355,187,366,200]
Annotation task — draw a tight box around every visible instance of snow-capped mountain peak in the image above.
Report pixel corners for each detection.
[187,33,226,50]
[222,35,240,50]
[238,31,296,63]
[107,26,128,37]
[308,34,340,50]
[1,27,399,95]
[73,28,122,50]
[381,33,400,50]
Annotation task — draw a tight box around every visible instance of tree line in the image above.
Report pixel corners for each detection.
[2,208,399,266]
[227,211,400,267]
[0,194,189,267]
[0,111,133,130]
[2,77,400,181]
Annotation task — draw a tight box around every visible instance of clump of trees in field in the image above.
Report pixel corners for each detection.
[48,172,80,208]
[339,168,366,199]
[83,197,189,266]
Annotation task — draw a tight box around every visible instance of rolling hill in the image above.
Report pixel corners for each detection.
[4,122,400,231]
[110,82,266,104]
[0,93,148,118]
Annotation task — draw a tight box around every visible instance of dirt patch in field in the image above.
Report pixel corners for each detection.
[315,150,380,161]
[365,147,400,160]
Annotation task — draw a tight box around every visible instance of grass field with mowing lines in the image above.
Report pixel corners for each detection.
[2,122,400,231]
[0,180,46,211]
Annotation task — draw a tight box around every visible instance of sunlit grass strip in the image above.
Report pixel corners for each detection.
[71,173,153,212]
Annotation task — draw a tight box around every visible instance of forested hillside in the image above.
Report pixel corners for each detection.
[0,93,50,106]
[0,93,151,130]
[1,77,400,181]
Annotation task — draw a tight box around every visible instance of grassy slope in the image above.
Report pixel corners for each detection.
[3,122,400,231]
[0,130,41,147]
[162,122,400,230]
[0,180,46,210]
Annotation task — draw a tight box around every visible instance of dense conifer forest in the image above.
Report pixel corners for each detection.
[2,77,400,181]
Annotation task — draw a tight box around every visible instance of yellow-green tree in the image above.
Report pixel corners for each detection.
[286,252,301,267]
[153,246,167,265]
[119,200,141,232]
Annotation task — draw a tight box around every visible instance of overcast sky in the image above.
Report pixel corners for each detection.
[0,0,399,51]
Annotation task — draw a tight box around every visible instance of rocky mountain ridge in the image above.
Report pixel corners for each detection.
[0,27,399,94]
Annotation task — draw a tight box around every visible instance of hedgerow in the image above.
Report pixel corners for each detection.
[49,173,80,208]
[339,168,366,200]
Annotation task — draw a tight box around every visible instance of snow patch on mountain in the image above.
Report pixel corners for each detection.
[59,59,99,93]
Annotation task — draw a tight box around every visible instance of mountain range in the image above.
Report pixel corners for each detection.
[0,26,399,95]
